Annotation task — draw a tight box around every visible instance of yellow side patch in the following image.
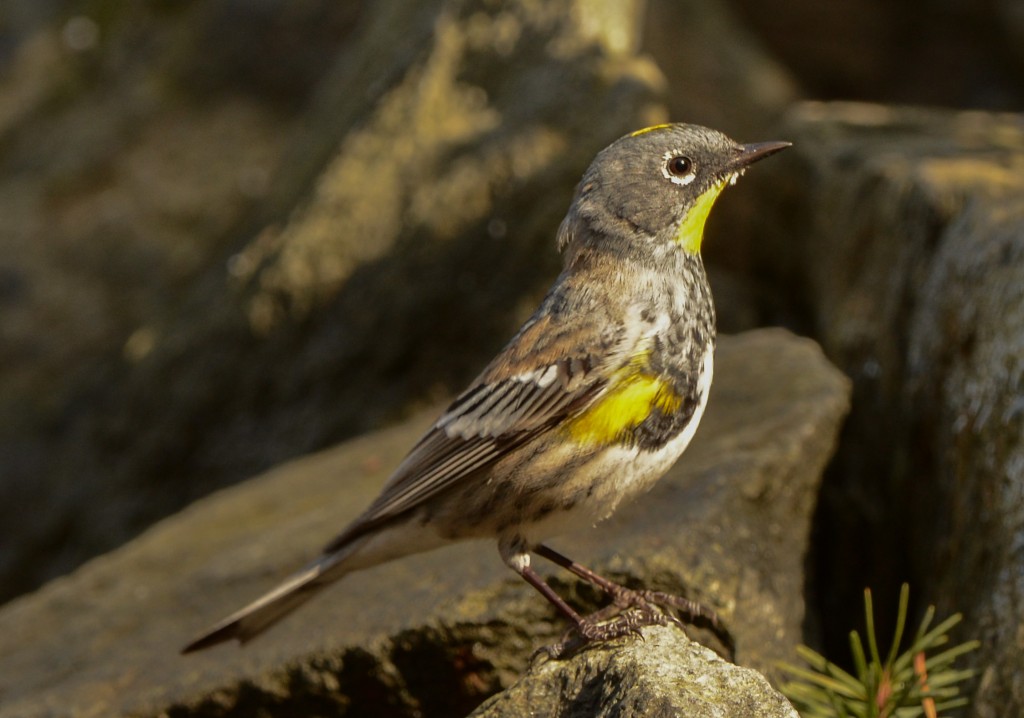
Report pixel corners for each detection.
[567,366,681,446]
[675,180,727,254]
[629,124,672,137]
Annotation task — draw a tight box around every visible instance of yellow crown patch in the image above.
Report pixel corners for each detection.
[629,124,672,137]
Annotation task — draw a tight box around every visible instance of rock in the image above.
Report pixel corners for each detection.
[642,0,799,141]
[756,101,1024,717]
[0,0,663,604]
[997,0,1024,77]
[0,330,850,717]
[0,0,362,604]
[726,0,1023,109]
[468,625,798,718]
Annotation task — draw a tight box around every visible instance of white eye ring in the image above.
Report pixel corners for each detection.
[662,150,696,185]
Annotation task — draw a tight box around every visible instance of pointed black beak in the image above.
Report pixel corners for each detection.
[730,140,792,170]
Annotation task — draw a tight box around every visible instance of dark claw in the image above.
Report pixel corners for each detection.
[575,603,670,643]
[612,586,734,657]
[543,586,736,662]
[529,545,735,660]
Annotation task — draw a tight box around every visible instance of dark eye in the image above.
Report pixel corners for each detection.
[666,156,693,177]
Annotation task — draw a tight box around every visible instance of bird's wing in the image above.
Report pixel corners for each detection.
[324,311,631,551]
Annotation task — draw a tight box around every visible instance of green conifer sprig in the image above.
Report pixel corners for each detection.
[780,584,979,718]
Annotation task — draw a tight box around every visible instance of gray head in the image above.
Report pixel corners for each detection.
[557,123,789,261]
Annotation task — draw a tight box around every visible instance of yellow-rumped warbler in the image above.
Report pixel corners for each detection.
[183,123,789,653]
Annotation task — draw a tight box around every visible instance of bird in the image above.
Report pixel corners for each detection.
[182,123,790,654]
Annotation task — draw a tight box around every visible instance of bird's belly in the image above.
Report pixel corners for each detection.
[522,434,696,543]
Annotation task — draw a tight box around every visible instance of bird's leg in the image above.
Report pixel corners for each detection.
[516,563,585,626]
[515,563,660,646]
[534,543,733,654]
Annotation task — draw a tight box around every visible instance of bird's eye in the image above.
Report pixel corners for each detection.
[666,156,693,177]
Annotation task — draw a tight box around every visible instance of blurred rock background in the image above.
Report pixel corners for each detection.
[0,0,1021,715]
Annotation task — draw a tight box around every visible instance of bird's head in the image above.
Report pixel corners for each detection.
[557,123,790,261]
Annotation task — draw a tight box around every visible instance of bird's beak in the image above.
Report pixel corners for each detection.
[729,140,792,170]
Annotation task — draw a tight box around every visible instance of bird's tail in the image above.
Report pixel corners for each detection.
[181,555,342,654]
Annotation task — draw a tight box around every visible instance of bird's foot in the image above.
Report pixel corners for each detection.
[607,585,733,654]
[538,587,734,661]
[540,596,678,659]
[526,545,734,660]
[578,600,678,640]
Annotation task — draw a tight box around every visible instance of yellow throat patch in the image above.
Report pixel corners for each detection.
[566,358,681,446]
[675,180,727,254]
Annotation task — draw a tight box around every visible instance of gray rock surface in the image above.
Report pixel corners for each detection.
[0,330,850,717]
[469,624,798,718]
[756,102,1024,717]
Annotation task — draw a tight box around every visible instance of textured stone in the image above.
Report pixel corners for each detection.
[757,102,1024,717]
[0,0,662,604]
[727,0,1023,109]
[0,330,849,717]
[469,625,798,718]
[643,0,799,140]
